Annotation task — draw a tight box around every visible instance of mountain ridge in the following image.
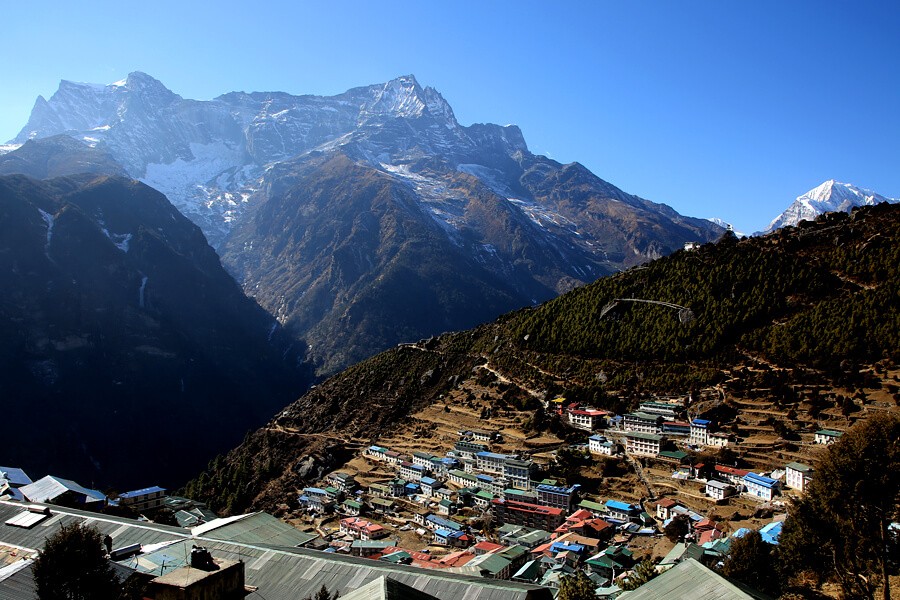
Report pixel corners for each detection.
[11,72,724,373]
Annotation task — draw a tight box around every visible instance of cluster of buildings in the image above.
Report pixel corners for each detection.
[0,467,219,529]
[287,414,790,595]
[669,459,815,503]
[0,389,839,599]
[0,496,549,600]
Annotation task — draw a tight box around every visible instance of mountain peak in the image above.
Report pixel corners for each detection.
[362,75,457,125]
[764,180,898,233]
[122,71,179,102]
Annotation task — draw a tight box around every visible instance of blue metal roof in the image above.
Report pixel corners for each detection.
[551,542,585,554]
[303,487,327,495]
[760,521,783,545]
[21,475,105,503]
[420,477,438,486]
[691,419,711,426]
[476,451,509,460]
[537,484,578,494]
[605,500,633,512]
[2,487,24,501]
[0,467,32,487]
[743,473,779,488]
[119,486,166,499]
[427,515,463,531]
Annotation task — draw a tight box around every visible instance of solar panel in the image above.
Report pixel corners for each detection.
[5,511,49,529]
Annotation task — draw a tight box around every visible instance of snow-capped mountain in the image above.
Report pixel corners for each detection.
[764,180,898,233]
[12,72,724,373]
[12,73,498,246]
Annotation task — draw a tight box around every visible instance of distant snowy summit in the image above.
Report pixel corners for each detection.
[706,217,744,238]
[764,180,897,233]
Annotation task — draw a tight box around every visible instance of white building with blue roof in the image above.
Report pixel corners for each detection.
[604,500,639,522]
[588,435,615,456]
[742,473,781,501]
[690,419,711,446]
[476,451,510,475]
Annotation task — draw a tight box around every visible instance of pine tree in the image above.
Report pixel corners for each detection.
[620,558,659,591]
[33,522,121,600]
[720,530,778,597]
[558,570,595,600]
[779,413,900,600]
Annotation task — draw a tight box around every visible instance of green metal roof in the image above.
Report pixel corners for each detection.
[785,462,813,472]
[617,558,772,599]
[625,431,664,441]
[474,553,512,574]
[579,500,606,512]
[197,512,318,547]
[499,544,528,560]
[659,450,688,460]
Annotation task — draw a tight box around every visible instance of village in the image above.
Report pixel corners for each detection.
[1,364,893,600]
[276,384,847,596]
[5,353,896,599]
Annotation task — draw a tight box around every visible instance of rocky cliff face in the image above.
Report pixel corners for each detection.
[0,174,312,488]
[12,73,724,373]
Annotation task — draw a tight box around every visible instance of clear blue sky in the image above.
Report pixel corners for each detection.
[2,1,898,233]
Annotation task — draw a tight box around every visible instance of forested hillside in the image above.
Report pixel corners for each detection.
[185,203,900,513]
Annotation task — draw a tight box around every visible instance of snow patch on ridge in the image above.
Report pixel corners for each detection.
[141,141,259,247]
[37,208,54,256]
[380,162,467,237]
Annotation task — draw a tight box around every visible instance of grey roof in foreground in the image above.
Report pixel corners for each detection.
[0,500,551,600]
[192,511,318,547]
[617,559,772,600]
[342,576,440,600]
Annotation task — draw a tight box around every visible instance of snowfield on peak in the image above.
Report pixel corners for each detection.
[765,180,898,233]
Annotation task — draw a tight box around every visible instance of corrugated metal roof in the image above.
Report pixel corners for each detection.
[618,558,771,600]
[743,473,778,488]
[118,486,166,499]
[19,476,105,504]
[0,468,32,488]
[785,462,812,472]
[0,500,551,600]
[196,512,317,547]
